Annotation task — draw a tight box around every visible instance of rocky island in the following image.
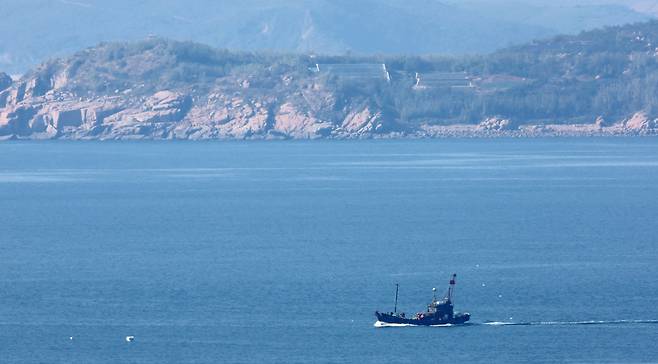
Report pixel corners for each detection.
[2,21,658,140]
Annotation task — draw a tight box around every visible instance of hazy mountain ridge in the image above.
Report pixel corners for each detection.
[0,0,651,74]
[2,21,658,140]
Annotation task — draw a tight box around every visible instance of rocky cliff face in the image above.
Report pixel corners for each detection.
[2,71,655,140]
[0,42,412,140]
[0,49,399,140]
[0,74,401,140]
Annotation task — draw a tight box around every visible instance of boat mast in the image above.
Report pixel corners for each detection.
[447,274,456,302]
[394,283,399,313]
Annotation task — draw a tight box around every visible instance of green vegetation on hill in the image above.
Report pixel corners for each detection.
[320,20,658,125]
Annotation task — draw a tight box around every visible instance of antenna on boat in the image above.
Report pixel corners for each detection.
[394,283,399,314]
[447,274,457,302]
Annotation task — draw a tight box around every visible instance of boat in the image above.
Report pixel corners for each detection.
[374,274,470,327]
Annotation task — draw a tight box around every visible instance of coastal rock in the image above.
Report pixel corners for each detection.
[478,117,516,131]
[85,104,125,127]
[340,107,386,136]
[145,91,191,113]
[135,90,191,123]
[0,105,38,136]
[0,89,10,108]
[625,112,657,132]
[172,96,271,139]
[5,82,26,105]
[273,102,333,138]
[24,75,53,99]
[98,91,191,128]
[52,109,83,128]
[595,116,608,128]
[0,72,11,92]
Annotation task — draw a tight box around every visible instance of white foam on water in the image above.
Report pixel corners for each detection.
[483,319,658,327]
[373,321,416,328]
[374,321,457,328]
[483,321,516,326]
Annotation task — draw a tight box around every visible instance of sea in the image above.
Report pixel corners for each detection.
[1,138,658,363]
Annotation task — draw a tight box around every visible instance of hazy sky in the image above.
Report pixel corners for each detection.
[1,0,656,74]
[451,0,658,14]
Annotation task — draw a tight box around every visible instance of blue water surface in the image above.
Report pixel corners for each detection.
[1,138,658,363]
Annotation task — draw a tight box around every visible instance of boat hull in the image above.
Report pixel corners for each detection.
[375,311,470,326]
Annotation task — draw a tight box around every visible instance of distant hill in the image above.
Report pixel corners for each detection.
[2,21,658,140]
[0,0,651,74]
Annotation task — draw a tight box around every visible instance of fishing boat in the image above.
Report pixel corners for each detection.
[375,274,470,327]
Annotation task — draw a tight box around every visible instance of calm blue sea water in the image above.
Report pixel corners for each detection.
[1,139,658,363]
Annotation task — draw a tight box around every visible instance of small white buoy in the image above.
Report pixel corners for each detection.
[125,336,135,342]
[69,336,74,341]
[481,283,486,287]
[498,294,502,298]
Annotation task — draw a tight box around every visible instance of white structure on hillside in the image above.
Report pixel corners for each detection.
[315,63,391,82]
[414,72,473,89]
